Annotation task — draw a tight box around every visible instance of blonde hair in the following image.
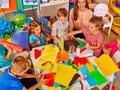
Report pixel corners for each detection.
[89,16,104,30]
[12,56,31,71]
[57,8,68,17]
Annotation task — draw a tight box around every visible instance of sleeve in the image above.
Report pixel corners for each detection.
[51,23,57,36]
[29,34,34,44]
[97,33,103,45]
[8,81,24,90]
[103,42,117,49]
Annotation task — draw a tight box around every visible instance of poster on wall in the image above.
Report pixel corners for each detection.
[0,0,9,8]
[17,0,40,10]
[23,0,39,5]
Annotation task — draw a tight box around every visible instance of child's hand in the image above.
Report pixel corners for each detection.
[4,45,13,52]
[62,35,66,39]
[45,37,51,42]
[86,43,90,48]
[103,48,109,54]
[38,75,49,85]
[36,40,41,45]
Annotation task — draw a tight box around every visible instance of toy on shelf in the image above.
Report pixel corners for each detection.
[13,12,26,26]
[116,0,120,8]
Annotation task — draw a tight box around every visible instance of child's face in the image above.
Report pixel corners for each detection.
[88,22,99,34]
[58,16,67,24]
[78,0,86,10]
[16,68,29,76]
[33,26,41,34]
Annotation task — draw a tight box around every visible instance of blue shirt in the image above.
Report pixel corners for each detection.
[29,33,46,47]
[0,68,24,90]
[0,45,13,68]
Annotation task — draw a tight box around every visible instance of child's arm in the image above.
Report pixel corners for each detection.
[30,40,41,47]
[52,35,60,45]
[3,46,13,60]
[66,30,82,37]
[24,75,48,90]
[86,43,101,49]
[20,73,40,78]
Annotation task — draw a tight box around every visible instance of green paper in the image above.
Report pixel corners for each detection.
[89,69,107,86]
[67,61,79,71]
[60,38,64,51]
[74,38,85,49]
[69,46,72,54]
[16,0,40,10]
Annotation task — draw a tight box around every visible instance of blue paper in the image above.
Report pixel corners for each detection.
[80,65,97,87]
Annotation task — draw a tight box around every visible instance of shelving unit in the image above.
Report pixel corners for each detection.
[40,0,69,17]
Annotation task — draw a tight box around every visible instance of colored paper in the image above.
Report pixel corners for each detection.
[0,39,23,52]
[74,38,86,49]
[44,73,54,87]
[95,54,119,76]
[12,31,29,50]
[60,38,64,51]
[58,50,70,62]
[34,49,41,59]
[86,62,94,72]
[79,65,97,87]
[55,64,77,86]
[89,69,107,85]
[35,45,59,70]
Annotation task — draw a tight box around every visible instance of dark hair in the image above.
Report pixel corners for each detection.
[29,20,48,36]
[89,16,104,30]
[74,0,89,20]
[57,8,68,17]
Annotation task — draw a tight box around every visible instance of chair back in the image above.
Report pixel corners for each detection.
[94,3,113,38]
[94,3,108,18]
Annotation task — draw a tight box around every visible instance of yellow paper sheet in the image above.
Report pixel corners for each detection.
[95,54,119,76]
[86,62,94,72]
[55,64,77,86]
[35,45,59,70]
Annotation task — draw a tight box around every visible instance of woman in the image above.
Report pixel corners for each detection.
[69,0,93,38]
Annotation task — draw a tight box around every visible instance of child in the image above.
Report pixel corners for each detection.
[51,8,69,46]
[0,44,13,68]
[0,56,48,90]
[29,20,52,48]
[66,16,104,57]
[103,35,120,68]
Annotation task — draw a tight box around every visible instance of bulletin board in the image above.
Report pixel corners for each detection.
[16,0,40,10]
[0,0,17,12]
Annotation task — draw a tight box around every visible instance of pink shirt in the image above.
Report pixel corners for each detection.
[70,8,93,29]
[81,26,103,57]
[103,41,118,57]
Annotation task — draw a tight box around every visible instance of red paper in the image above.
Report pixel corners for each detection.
[74,56,88,66]
[44,73,54,87]
[34,49,41,59]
